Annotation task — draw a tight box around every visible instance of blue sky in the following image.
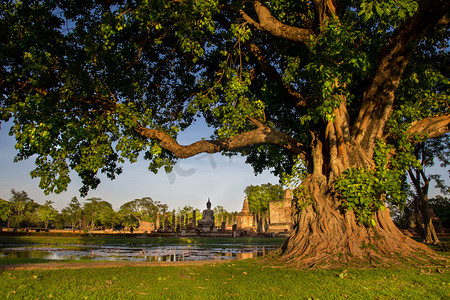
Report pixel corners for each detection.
[0,119,280,212]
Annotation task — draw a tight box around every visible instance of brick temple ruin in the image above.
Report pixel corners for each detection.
[267,189,293,233]
[134,191,294,236]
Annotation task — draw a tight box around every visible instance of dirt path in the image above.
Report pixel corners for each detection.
[0,259,233,271]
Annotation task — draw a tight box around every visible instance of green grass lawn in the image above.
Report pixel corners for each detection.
[0,258,449,299]
[1,235,449,299]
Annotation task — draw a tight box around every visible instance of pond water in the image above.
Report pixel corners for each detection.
[0,244,280,262]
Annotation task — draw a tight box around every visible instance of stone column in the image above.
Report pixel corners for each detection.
[164,212,169,231]
[257,212,263,233]
[156,212,160,231]
[172,212,176,232]
[180,215,185,230]
[192,210,197,228]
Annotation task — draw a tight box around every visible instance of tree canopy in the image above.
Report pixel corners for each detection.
[119,196,167,227]
[0,198,11,222]
[1,0,448,266]
[83,197,116,229]
[7,189,39,228]
[61,197,83,229]
[244,183,283,215]
[37,200,58,229]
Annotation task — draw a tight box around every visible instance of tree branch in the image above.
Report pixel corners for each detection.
[240,1,315,44]
[134,120,306,160]
[408,114,450,140]
[245,42,307,108]
[351,0,450,152]
[312,0,336,24]
[213,10,308,108]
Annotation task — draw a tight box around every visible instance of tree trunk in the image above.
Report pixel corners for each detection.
[408,169,440,244]
[280,135,437,268]
[413,199,425,238]
[416,196,440,244]
[281,176,435,267]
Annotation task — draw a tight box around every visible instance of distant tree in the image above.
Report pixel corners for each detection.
[177,205,201,223]
[244,183,283,215]
[0,198,11,223]
[83,198,116,229]
[9,190,31,217]
[37,200,58,229]
[429,195,450,229]
[404,135,449,243]
[8,190,39,228]
[54,212,66,230]
[118,197,165,228]
[61,197,83,229]
[117,208,139,229]
[213,205,229,226]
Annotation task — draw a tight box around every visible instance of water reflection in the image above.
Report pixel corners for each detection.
[0,244,278,262]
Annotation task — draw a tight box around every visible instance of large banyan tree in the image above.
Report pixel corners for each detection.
[1,0,449,266]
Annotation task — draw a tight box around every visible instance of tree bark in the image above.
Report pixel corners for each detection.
[280,142,436,268]
[135,118,306,159]
[408,168,440,244]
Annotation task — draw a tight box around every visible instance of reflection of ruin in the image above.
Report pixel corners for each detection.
[268,189,293,233]
[235,196,254,233]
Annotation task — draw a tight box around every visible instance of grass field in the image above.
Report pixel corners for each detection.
[0,235,449,299]
[1,259,449,299]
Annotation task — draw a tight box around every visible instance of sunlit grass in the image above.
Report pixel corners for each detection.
[1,235,449,299]
[0,259,448,299]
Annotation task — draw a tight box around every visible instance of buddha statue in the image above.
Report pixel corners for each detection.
[197,198,215,230]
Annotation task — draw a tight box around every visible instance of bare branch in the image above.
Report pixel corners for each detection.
[134,122,306,160]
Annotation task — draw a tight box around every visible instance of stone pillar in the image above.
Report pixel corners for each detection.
[266,211,270,232]
[164,212,169,231]
[257,212,263,233]
[177,216,180,233]
[172,212,176,232]
[180,215,185,230]
[156,213,160,231]
[185,214,189,229]
[192,210,197,228]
